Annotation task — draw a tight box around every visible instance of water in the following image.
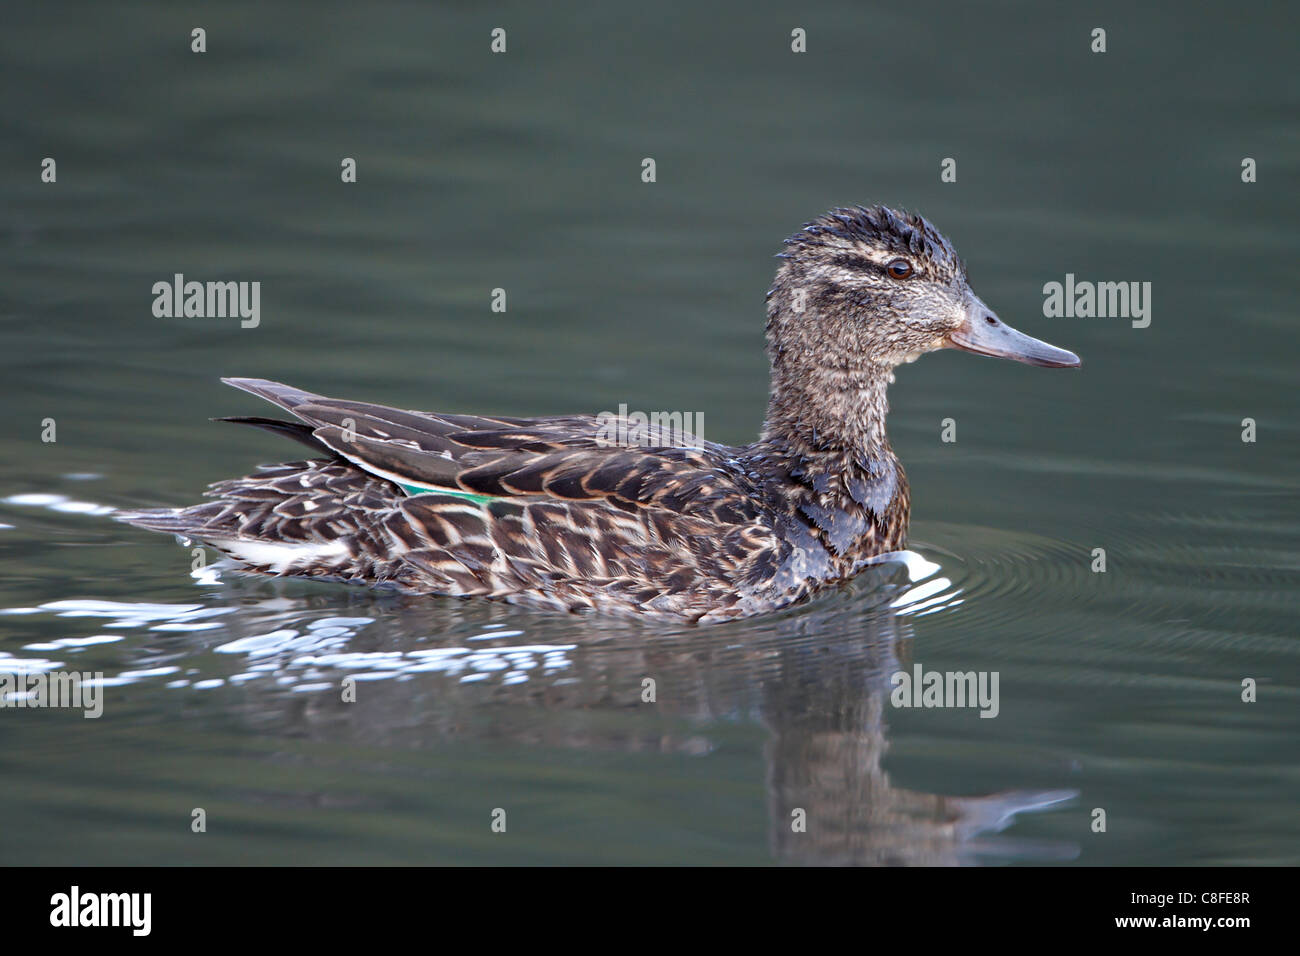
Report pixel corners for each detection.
[1,1,1297,865]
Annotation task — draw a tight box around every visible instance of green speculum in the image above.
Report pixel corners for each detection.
[398,482,498,505]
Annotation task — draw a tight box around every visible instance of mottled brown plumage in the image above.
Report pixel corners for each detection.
[119,206,1078,621]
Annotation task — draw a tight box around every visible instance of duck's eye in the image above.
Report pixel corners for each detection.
[887,259,913,280]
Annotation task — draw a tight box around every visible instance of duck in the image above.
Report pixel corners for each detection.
[119,205,1079,622]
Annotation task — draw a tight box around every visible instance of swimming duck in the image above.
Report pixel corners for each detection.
[119,206,1079,622]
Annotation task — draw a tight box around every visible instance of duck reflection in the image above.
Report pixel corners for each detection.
[757,602,1074,864]
[182,556,1075,865]
[11,552,1075,863]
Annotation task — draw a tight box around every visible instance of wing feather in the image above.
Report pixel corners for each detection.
[221,377,741,511]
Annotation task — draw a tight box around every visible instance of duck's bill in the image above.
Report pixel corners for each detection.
[945,310,1081,369]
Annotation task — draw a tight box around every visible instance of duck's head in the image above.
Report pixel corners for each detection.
[761,205,1078,455]
[767,205,1080,374]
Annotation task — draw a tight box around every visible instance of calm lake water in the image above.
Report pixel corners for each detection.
[2,2,1297,865]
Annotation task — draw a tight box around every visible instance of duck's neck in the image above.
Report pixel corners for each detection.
[751,359,898,479]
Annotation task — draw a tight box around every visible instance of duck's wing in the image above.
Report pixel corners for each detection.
[124,379,788,618]
[220,378,756,522]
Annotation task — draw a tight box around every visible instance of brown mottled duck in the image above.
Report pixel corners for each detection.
[119,206,1080,622]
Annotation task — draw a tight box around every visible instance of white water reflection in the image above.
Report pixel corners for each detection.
[0,597,579,693]
[2,492,115,516]
[871,550,965,618]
